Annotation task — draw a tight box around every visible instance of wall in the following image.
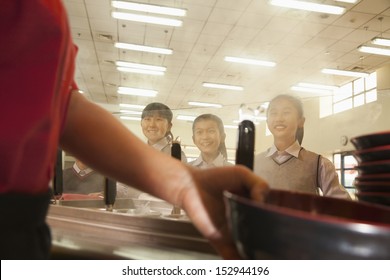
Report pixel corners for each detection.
[377,64,390,91]
[303,93,389,156]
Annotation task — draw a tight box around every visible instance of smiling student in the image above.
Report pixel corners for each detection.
[254,94,350,199]
[141,102,187,162]
[190,114,233,169]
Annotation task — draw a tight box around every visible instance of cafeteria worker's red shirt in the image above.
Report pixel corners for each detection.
[0,0,77,194]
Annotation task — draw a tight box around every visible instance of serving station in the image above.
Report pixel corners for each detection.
[47,198,219,260]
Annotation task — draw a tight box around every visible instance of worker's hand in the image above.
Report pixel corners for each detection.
[180,165,269,259]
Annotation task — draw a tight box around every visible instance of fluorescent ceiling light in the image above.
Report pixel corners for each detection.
[117,67,164,75]
[321,68,369,78]
[224,125,238,129]
[117,86,157,97]
[235,115,267,123]
[334,0,358,3]
[119,103,145,109]
[203,82,243,91]
[188,101,222,108]
[116,61,166,76]
[112,12,182,27]
[120,116,142,121]
[358,45,390,57]
[177,115,196,121]
[291,86,333,95]
[116,61,166,72]
[224,56,276,67]
[119,110,142,115]
[270,0,345,15]
[237,115,267,122]
[111,1,186,17]
[370,37,390,47]
[297,82,339,91]
[115,42,173,54]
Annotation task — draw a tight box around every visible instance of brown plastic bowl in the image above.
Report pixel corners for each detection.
[356,192,390,207]
[350,131,390,150]
[354,181,390,193]
[224,190,390,259]
[353,145,390,163]
[355,173,390,182]
[355,160,390,175]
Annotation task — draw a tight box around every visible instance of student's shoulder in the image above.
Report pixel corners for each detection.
[300,147,320,158]
[301,148,334,166]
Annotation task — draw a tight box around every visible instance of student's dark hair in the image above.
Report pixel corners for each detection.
[192,114,228,159]
[267,94,304,144]
[142,102,174,139]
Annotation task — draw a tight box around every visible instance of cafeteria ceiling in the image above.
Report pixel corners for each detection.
[63,0,390,125]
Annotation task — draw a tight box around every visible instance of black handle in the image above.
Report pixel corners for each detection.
[171,142,182,161]
[171,142,182,213]
[235,120,255,170]
[104,177,117,206]
[53,149,63,196]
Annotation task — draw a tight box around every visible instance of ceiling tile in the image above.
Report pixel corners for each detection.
[352,0,390,14]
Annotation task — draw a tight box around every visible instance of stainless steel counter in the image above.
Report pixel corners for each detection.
[47,199,220,260]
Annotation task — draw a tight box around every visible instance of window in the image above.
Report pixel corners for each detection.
[366,89,377,103]
[333,98,352,113]
[353,77,364,95]
[333,152,358,194]
[353,94,365,107]
[320,72,377,118]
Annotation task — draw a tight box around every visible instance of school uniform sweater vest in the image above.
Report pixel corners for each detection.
[254,148,320,195]
[63,169,105,194]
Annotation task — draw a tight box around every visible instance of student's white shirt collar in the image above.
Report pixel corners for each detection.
[192,153,226,168]
[73,162,93,176]
[150,137,169,151]
[266,140,301,158]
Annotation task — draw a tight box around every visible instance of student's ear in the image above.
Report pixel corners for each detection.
[192,135,195,144]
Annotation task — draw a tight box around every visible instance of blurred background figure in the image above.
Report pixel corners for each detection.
[63,158,137,199]
[63,159,104,195]
[190,114,232,169]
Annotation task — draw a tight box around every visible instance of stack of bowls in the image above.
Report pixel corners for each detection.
[351,131,390,207]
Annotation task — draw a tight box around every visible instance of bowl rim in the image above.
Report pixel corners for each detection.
[355,191,390,197]
[350,131,390,141]
[355,159,390,167]
[355,173,390,180]
[350,131,390,149]
[354,181,390,186]
[224,190,390,229]
[353,144,390,155]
